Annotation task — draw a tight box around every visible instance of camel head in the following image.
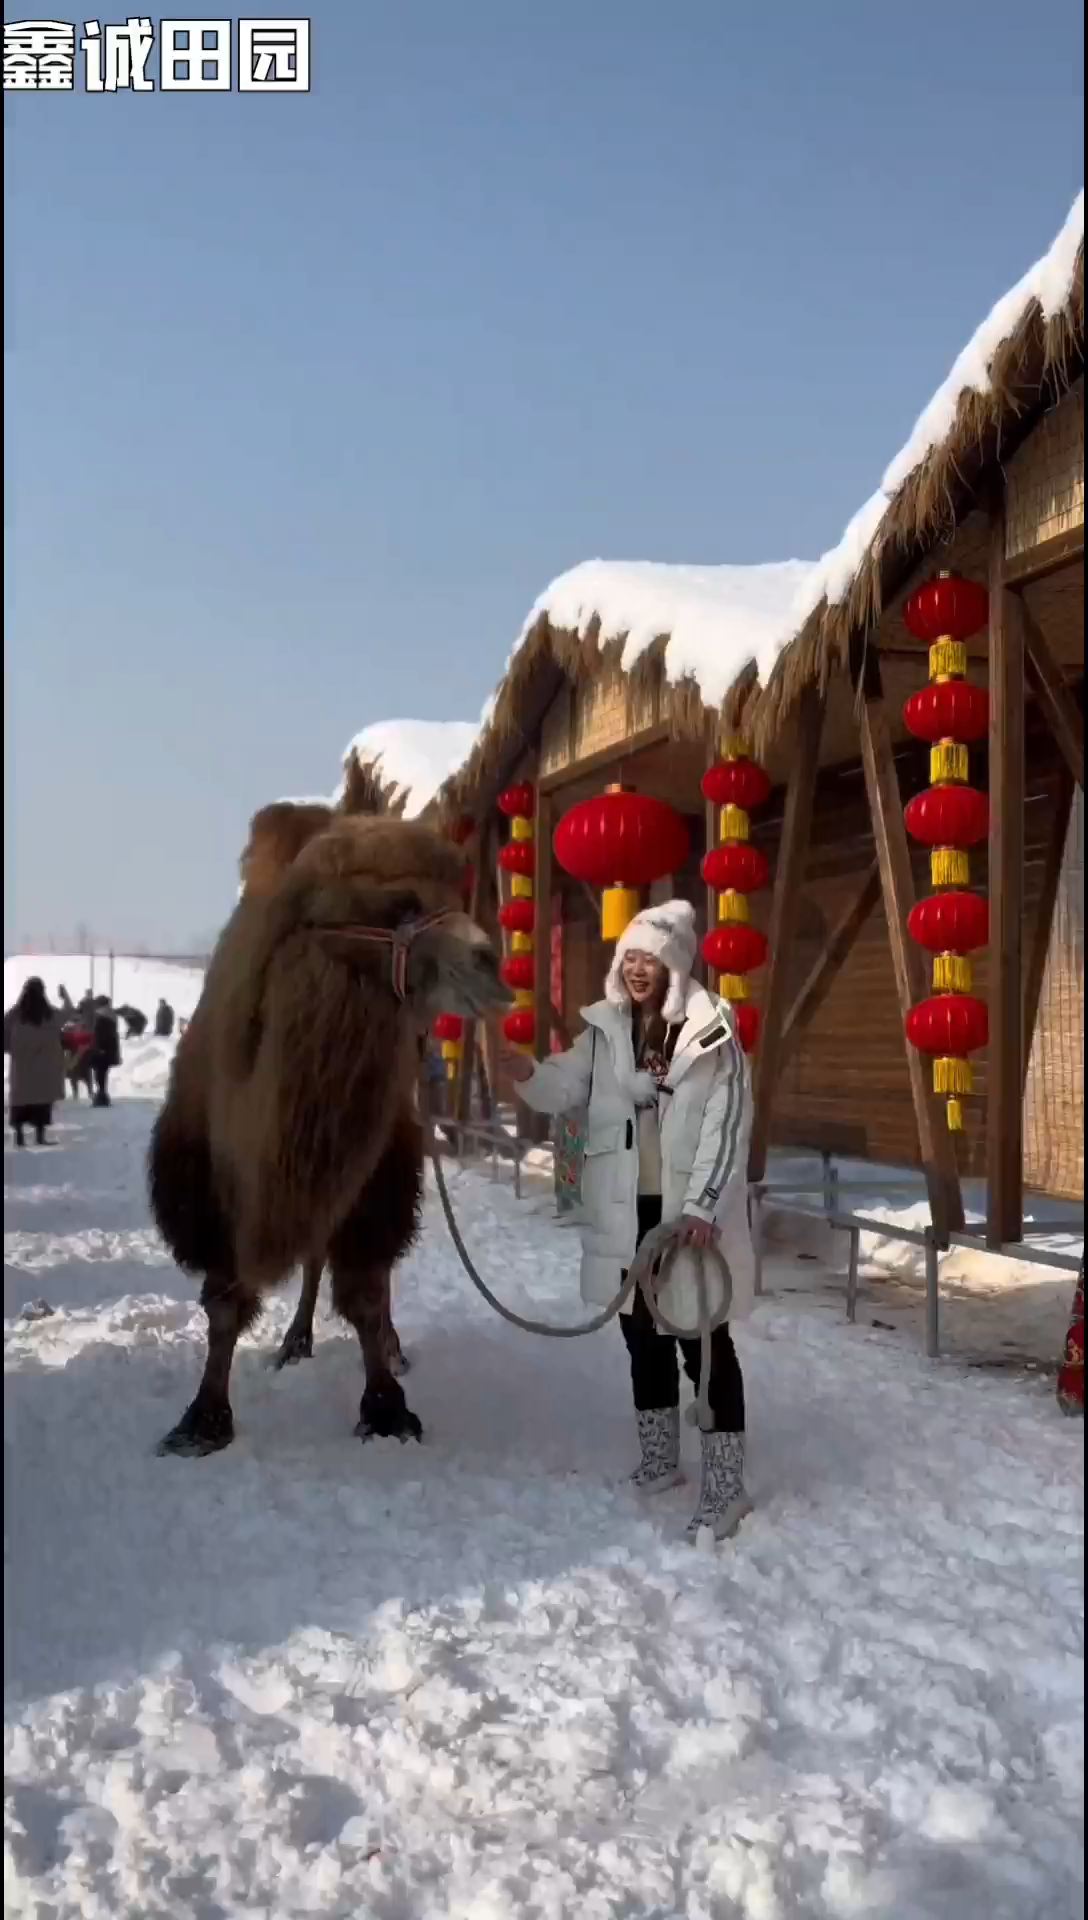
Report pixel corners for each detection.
[284,814,511,1021]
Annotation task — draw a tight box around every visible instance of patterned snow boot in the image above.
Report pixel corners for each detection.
[685,1431,752,1543]
[630,1407,684,1494]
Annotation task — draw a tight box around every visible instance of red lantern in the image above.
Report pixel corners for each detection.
[903,575,989,644]
[701,759,772,811]
[498,898,534,933]
[553,791,690,888]
[731,1002,761,1054]
[503,1009,535,1046]
[903,682,988,744]
[702,923,769,975]
[498,782,535,818]
[499,841,535,876]
[432,1014,464,1043]
[904,785,989,849]
[500,954,535,990]
[907,892,989,954]
[905,995,988,1057]
[701,842,770,893]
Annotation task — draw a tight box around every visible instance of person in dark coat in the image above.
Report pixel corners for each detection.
[88,996,122,1107]
[154,998,175,1039]
[4,977,66,1146]
[118,1005,148,1039]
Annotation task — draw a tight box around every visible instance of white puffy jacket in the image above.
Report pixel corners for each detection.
[519,983,755,1331]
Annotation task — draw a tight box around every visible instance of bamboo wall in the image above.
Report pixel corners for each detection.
[1024,785,1084,1199]
[1005,378,1084,562]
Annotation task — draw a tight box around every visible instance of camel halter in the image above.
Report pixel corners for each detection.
[318,907,457,1001]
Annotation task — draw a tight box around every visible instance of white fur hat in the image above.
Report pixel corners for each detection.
[605,899,698,1025]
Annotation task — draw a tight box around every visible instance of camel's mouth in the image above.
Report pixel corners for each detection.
[399,914,513,1021]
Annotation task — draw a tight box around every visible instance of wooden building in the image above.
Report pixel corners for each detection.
[438,201,1084,1254]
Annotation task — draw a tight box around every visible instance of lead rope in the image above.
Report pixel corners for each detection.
[422,1093,731,1433]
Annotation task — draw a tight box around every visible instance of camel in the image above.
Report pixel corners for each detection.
[236,764,415,1376]
[149,780,509,1457]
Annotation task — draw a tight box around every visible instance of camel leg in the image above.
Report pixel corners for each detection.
[273,1256,323,1368]
[157,1280,261,1457]
[329,1259,422,1443]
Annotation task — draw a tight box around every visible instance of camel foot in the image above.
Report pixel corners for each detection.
[156,1399,234,1457]
[272,1325,314,1369]
[354,1383,422,1445]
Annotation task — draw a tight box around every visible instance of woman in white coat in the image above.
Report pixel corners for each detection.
[506,900,755,1541]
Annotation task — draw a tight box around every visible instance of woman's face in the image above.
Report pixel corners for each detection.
[621,949,667,1006]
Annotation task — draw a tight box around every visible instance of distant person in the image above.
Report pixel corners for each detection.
[88,996,122,1107]
[117,1004,148,1040]
[4,977,66,1147]
[61,1022,95,1101]
[154,998,175,1039]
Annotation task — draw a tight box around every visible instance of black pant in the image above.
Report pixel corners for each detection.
[620,1196,745,1433]
[92,1063,111,1106]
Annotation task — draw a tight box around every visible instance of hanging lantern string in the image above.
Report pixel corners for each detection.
[902,572,990,1132]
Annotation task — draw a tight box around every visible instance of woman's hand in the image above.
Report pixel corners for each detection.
[677,1214,720,1250]
[502,1049,536,1085]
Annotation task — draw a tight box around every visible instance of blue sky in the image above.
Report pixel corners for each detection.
[5,0,1083,950]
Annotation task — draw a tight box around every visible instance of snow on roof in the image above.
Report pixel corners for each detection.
[339,719,479,818]
[517,557,819,711]
[434,194,1084,813]
[795,187,1084,623]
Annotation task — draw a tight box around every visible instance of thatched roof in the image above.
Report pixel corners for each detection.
[439,191,1084,819]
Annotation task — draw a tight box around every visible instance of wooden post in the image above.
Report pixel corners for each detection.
[858,677,965,1240]
[533,789,554,1060]
[475,816,501,1120]
[987,538,1025,1247]
[704,720,719,989]
[1022,768,1075,1086]
[1019,594,1084,790]
[748,684,825,1181]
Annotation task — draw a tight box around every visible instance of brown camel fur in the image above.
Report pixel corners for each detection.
[240,763,413,1374]
[150,778,508,1457]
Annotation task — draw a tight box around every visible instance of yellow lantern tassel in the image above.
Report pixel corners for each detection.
[929,638,967,681]
[719,804,750,842]
[717,890,750,923]
[933,952,973,992]
[721,733,750,761]
[601,886,640,942]
[945,1098,966,1132]
[511,875,533,899]
[511,931,533,955]
[719,973,750,1000]
[930,740,969,784]
[933,1056,973,1096]
[514,989,534,1010]
[931,847,970,888]
[511,815,534,842]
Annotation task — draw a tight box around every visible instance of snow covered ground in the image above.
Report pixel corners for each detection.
[4,1096,1084,1919]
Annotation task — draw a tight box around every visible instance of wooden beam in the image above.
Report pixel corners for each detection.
[748,684,826,1182]
[857,676,965,1240]
[987,508,1025,1247]
[538,722,672,795]
[1005,526,1084,589]
[1018,592,1084,790]
[533,788,554,1061]
[780,859,881,1054]
[1022,768,1075,1089]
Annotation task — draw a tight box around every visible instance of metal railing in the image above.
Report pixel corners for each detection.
[751,1153,1084,1359]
